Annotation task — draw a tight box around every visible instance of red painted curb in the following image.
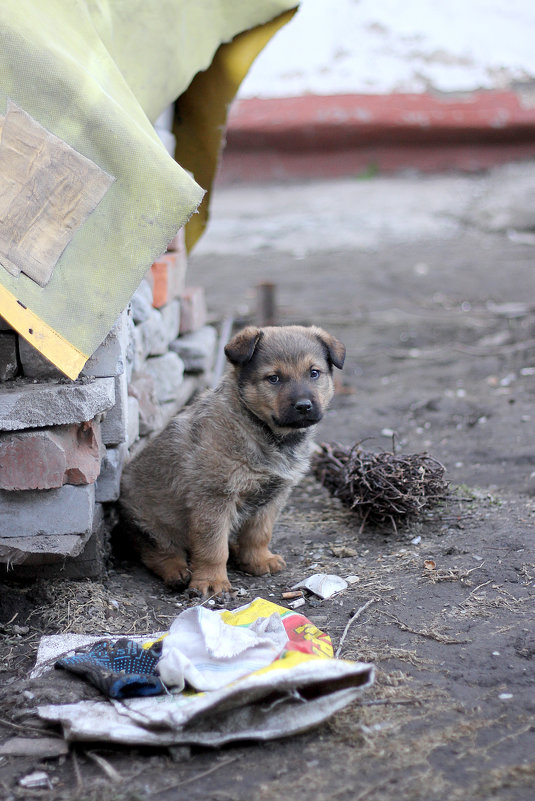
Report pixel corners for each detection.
[219,91,535,181]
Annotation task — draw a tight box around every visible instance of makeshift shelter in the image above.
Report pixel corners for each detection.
[0,0,296,378]
[0,0,297,573]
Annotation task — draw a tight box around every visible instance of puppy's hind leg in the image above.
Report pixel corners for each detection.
[114,514,191,589]
[140,540,191,590]
[233,500,287,576]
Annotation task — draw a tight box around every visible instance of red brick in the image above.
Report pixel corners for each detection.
[63,421,104,485]
[149,254,173,308]
[0,431,65,489]
[149,252,187,308]
[0,421,103,491]
[221,92,535,182]
[179,287,207,334]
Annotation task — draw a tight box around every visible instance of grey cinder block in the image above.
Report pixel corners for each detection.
[0,484,96,538]
[82,309,131,378]
[0,377,115,431]
[144,352,185,403]
[95,443,128,503]
[0,332,19,381]
[169,325,217,374]
[101,373,128,445]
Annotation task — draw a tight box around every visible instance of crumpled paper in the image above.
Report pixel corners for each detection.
[158,606,288,691]
[35,598,374,746]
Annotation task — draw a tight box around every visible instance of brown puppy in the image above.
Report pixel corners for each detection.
[119,325,345,595]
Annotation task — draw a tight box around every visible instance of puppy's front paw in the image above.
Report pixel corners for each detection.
[240,551,286,576]
[189,575,232,597]
[266,553,287,574]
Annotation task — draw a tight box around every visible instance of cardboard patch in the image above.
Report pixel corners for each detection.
[0,101,114,287]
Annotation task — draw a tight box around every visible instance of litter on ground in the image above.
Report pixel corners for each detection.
[33,597,374,747]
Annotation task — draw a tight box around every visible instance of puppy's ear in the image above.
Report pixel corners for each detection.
[313,327,346,370]
[224,327,263,366]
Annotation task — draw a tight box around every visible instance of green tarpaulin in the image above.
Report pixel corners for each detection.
[0,0,296,377]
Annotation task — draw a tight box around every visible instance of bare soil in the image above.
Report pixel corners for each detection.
[1,191,535,801]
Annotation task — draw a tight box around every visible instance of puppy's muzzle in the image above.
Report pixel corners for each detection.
[274,396,323,429]
[294,398,313,414]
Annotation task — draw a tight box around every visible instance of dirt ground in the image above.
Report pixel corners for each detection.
[1,169,535,800]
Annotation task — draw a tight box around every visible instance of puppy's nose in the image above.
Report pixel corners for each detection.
[294,398,313,414]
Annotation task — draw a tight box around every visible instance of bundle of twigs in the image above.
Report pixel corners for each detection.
[311,441,449,531]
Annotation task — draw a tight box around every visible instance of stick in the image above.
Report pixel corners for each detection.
[72,750,83,793]
[87,752,122,784]
[381,611,470,644]
[256,281,277,327]
[335,599,375,658]
[0,717,60,738]
[459,579,492,606]
[155,755,239,795]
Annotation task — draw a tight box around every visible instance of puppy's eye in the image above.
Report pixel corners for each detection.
[266,374,280,385]
[310,369,321,380]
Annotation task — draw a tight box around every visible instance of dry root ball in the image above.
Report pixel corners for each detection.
[311,442,449,530]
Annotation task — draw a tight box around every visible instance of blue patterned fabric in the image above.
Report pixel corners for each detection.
[56,638,164,698]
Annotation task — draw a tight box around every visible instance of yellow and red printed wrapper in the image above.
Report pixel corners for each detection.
[220,597,334,662]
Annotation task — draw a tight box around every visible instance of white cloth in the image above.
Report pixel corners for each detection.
[157,606,288,691]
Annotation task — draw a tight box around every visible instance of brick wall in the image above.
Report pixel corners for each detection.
[0,227,217,578]
[0,108,219,579]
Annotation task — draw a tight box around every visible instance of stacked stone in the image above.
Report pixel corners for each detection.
[0,228,217,578]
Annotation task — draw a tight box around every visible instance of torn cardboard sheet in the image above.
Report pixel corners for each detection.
[35,598,374,746]
[0,101,114,287]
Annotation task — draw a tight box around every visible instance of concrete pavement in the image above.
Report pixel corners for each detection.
[191,160,535,497]
[194,160,535,286]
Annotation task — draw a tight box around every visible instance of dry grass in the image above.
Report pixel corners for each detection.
[25,579,176,636]
[448,583,530,620]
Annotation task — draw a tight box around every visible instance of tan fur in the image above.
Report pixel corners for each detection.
[119,325,345,595]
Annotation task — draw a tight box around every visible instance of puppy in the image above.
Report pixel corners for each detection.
[119,325,345,595]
